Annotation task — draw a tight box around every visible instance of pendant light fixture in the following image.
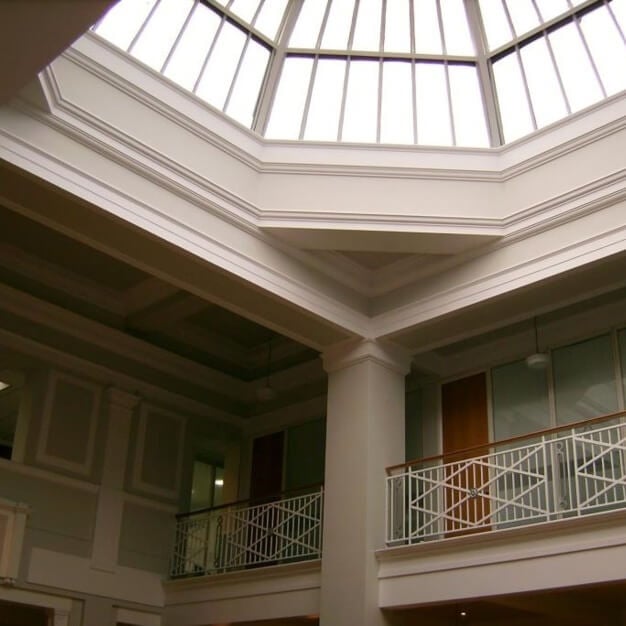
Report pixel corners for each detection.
[525,316,549,370]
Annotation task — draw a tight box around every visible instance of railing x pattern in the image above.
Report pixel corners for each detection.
[171,487,323,578]
[387,413,626,545]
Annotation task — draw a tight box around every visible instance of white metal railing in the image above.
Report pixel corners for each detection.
[386,413,626,545]
[170,487,323,577]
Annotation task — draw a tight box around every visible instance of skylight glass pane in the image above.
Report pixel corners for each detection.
[229,0,261,24]
[289,0,327,48]
[449,65,489,147]
[164,3,220,91]
[266,57,313,138]
[534,0,569,22]
[415,63,452,145]
[441,0,474,55]
[549,22,603,113]
[342,60,378,142]
[553,335,617,424]
[504,0,540,38]
[352,0,382,51]
[493,52,534,142]
[580,5,626,96]
[520,36,567,127]
[254,0,289,41]
[611,0,626,33]
[322,0,355,49]
[384,0,411,53]
[413,0,442,54]
[304,59,346,141]
[380,62,413,144]
[131,0,194,71]
[226,40,270,127]
[478,0,513,51]
[94,0,157,51]
[196,21,246,109]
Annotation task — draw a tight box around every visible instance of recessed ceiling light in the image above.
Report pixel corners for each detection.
[214,479,224,486]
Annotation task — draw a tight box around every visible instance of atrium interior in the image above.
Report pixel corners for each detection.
[0,1,625,625]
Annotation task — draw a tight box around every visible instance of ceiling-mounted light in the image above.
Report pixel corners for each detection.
[526,317,549,370]
[256,334,277,401]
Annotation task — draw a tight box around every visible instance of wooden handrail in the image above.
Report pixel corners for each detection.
[176,482,324,519]
[387,409,626,474]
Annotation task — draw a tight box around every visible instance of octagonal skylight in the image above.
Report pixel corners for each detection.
[93,0,626,148]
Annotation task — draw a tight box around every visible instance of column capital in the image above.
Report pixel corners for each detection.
[322,339,412,376]
[104,387,140,411]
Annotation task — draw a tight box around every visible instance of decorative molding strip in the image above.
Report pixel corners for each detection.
[0,496,30,581]
[35,370,101,478]
[131,403,186,501]
[0,457,99,493]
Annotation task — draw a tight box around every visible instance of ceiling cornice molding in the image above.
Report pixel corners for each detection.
[373,215,626,342]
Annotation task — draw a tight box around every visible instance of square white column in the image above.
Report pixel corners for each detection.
[320,340,411,626]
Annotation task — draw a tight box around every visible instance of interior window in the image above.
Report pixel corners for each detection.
[190,459,224,511]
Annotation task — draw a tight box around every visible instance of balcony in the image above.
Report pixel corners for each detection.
[170,486,323,578]
[386,411,626,545]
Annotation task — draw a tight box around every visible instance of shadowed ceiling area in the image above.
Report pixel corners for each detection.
[0,204,318,382]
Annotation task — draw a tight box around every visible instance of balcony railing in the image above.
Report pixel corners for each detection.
[386,411,626,545]
[170,486,323,578]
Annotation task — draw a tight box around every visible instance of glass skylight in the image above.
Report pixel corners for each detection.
[93,0,626,148]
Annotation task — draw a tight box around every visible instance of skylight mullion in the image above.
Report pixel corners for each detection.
[464,0,502,146]
[543,33,572,115]
[127,0,162,54]
[337,60,351,141]
[334,0,358,140]
[253,0,303,134]
[572,10,607,97]
[317,0,334,49]
[249,0,265,28]
[436,0,447,54]
[409,1,418,144]
[299,57,319,140]
[200,0,275,48]
[606,0,626,42]
[444,63,457,146]
[223,35,251,112]
[376,0,385,142]
[160,1,198,74]
[348,0,360,50]
[515,48,539,131]
[436,1,456,144]
[500,1,538,130]
[192,13,226,93]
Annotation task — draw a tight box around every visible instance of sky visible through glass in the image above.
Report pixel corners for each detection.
[94,0,626,147]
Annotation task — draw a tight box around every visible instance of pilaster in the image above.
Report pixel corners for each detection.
[90,388,139,573]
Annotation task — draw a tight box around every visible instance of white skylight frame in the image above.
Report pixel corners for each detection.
[92,0,626,148]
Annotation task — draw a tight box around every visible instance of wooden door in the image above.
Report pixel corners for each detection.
[249,431,284,502]
[442,373,490,535]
